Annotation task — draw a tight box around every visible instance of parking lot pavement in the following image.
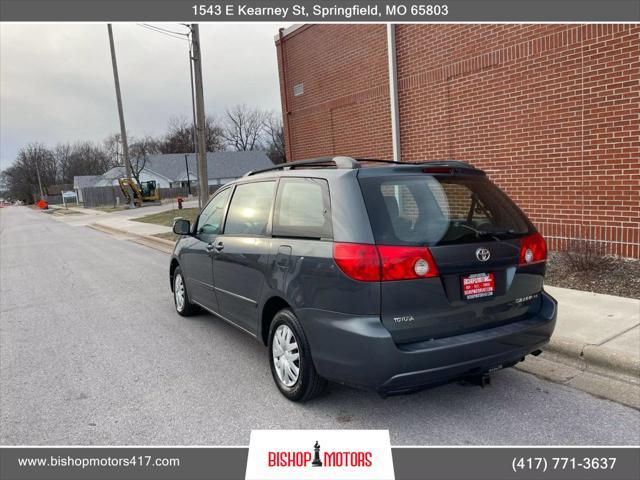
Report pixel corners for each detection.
[1,206,639,446]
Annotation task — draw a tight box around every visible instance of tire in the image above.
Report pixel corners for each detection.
[268,308,327,402]
[172,266,198,316]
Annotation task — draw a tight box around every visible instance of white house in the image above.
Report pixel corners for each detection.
[142,151,274,188]
[74,151,274,201]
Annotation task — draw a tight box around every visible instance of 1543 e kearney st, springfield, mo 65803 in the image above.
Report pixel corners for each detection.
[192,4,388,19]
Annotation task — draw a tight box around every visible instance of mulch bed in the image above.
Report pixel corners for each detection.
[545,251,640,299]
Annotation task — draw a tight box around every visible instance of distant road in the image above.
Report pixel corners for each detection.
[1,206,638,445]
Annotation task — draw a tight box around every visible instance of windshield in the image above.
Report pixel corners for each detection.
[359,175,534,246]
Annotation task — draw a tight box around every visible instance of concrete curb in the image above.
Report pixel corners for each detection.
[89,223,175,254]
[546,335,640,378]
[516,354,640,409]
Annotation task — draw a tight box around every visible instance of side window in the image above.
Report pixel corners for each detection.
[273,178,332,239]
[224,181,276,236]
[196,188,231,235]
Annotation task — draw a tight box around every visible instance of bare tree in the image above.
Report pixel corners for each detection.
[0,167,30,202]
[203,116,225,152]
[54,142,110,184]
[263,112,286,164]
[161,116,193,154]
[161,115,224,154]
[129,136,160,185]
[222,104,268,151]
[2,143,56,202]
[103,133,123,168]
[53,143,73,182]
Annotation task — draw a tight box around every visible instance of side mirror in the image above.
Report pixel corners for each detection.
[173,218,191,235]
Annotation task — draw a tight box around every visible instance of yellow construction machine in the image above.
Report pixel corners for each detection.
[117,178,161,207]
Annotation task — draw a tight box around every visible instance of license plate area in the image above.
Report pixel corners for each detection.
[462,272,495,300]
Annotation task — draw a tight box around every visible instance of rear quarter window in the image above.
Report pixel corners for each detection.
[273,177,332,239]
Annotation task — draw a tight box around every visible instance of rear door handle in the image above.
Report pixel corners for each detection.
[214,241,224,252]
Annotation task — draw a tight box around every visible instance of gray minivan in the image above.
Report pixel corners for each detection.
[169,157,557,401]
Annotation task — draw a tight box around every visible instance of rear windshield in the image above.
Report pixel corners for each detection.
[359,175,534,246]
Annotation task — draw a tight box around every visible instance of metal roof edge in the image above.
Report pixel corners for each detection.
[273,24,306,42]
[142,167,174,183]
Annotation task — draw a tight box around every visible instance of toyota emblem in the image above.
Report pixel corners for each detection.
[476,248,491,262]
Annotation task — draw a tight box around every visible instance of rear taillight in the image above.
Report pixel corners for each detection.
[377,245,439,280]
[519,232,547,265]
[333,243,439,282]
[333,243,381,281]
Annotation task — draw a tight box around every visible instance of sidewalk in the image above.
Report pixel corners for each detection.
[48,201,197,253]
[49,199,198,234]
[544,286,639,375]
[93,214,172,236]
[90,199,198,238]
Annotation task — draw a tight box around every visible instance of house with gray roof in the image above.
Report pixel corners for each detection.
[144,151,274,186]
[73,175,104,190]
[74,151,273,201]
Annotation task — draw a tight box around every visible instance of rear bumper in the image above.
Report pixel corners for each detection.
[299,290,557,393]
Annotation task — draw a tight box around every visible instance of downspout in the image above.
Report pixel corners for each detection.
[278,28,293,162]
[387,24,401,162]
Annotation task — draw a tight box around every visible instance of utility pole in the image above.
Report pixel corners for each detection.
[191,24,209,208]
[34,156,44,199]
[184,154,192,195]
[188,41,198,163]
[107,24,132,190]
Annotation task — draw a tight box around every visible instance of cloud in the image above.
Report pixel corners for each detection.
[0,23,285,169]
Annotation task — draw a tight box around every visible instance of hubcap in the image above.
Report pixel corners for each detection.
[272,324,300,387]
[174,274,185,311]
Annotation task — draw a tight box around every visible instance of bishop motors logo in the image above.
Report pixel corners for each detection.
[246,430,394,480]
[267,440,373,468]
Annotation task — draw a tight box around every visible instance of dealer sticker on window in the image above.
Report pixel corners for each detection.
[462,272,495,299]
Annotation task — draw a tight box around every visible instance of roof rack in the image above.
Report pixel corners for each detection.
[244,156,359,176]
[355,158,475,169]
[244,156,477,177]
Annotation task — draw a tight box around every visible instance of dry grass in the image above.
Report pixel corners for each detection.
[132,208,199,228]
[94,205,128,213]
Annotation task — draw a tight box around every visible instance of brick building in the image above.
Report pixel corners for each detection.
[275,24,639,258]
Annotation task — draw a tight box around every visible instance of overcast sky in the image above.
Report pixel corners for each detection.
[0,23,287,170]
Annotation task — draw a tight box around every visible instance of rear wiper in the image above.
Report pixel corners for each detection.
[487,228,518,236]
[458,223,500,241]
[457,224,518,242]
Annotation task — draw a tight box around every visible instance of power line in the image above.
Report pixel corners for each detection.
[137,24,188,41]
[139,23,190,37]
[136,23,189,41]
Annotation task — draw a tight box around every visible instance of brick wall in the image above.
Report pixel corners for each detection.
[276,24,640,258]
[276,25,393,162]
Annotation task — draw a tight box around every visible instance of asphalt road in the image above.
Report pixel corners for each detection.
[1,207,639,446]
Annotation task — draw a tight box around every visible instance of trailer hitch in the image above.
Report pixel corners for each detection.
[465,373,492,388]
